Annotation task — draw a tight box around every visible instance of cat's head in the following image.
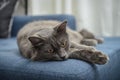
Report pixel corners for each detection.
[28,21,70,61]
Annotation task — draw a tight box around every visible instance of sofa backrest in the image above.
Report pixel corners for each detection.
[11,15,76,37]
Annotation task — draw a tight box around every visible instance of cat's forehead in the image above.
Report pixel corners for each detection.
[37,28,54,37]
[42,43,52,48]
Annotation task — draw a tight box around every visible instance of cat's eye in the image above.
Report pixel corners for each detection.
[61,40,67,48]
[48,49,54,53]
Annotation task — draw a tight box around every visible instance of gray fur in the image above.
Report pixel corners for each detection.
[17,20,109,64]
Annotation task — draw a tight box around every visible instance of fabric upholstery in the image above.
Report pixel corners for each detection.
[11,15,76,37]
[0,37,120,80]
[0,0,17,38]
[0,15,120,80]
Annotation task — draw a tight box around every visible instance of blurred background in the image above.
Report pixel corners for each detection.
[15,0,120,36]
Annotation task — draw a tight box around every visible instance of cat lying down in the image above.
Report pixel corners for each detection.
[17,20,109,65]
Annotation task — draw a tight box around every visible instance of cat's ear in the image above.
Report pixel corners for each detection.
[28,36,45,45]
[54,20,67,33]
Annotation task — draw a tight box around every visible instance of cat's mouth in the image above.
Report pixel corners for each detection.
[51,55,68,61]
[60,55,69,60]
[59,55,69,60]
[40,54,69,61]
[54,57,68,61]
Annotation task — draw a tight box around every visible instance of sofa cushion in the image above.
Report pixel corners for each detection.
[11,15,76,37]
[0,37,120,80]
[0,0,17,38]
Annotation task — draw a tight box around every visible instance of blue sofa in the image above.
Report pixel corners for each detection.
[0,15,120,80]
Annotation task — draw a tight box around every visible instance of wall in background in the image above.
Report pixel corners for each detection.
[20,0,120,36]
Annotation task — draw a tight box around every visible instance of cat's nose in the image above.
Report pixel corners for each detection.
[60,56,66,60]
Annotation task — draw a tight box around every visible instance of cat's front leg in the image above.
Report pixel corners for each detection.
[69,48,109,64]
[70,41,96,51]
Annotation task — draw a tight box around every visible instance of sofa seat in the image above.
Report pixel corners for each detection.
[0,37,120,80]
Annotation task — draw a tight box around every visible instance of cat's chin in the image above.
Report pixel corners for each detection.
[53,58,68,61]
[39,58,67,61]
[51,56,68,61]
[31,56,68,61]
[48,54,69,61]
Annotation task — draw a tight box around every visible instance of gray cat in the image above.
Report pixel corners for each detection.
[17,20,109,64]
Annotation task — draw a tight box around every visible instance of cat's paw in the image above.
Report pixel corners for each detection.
[91,51,109,64]
[78,50,109,65]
